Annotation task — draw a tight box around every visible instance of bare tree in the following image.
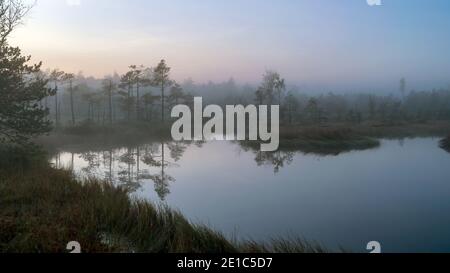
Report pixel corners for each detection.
[256,70,284,105]
[276,78,286,105]
[62,73,76,125]
[49,69,65,125]
[0,0,32,45]
[102,77,117,126]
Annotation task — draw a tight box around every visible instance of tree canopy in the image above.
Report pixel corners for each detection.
[0,0,54,144]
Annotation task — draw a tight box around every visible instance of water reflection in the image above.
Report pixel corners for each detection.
[50,136,391,200]
[49,138,450,252]
[243,148,295,173]
[51,139,304,199]
[140,143,177,200]
[52,141,194,200]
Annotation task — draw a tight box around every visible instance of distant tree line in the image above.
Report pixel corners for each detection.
[45,68,450,128]
[185,72,450,126]
[259,73,450,125]
[44,60,196,128]
[3,0,449,145]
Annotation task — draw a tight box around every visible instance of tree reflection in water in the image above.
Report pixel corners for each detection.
[71,141,189,201]
[117,147,141,192]
[254,150,294,173]
[56,141,296,201]
[239,145,295,174]
[80,152,101,176]
[141,142,179,200]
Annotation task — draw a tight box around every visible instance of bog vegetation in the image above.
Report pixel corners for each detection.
[0,156,326,253]
[1,0,449,253]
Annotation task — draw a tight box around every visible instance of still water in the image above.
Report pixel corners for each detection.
[51,138,450,253]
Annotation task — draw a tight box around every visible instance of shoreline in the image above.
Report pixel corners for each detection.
[37,121,450,153]
[0,156,327,253]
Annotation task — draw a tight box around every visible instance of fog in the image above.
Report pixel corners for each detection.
[3,0,450,254]
[9,0,450,92]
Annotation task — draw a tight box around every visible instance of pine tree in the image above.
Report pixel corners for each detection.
[152,60,172,123]
[0,45,54,144]
[0,0,53,144]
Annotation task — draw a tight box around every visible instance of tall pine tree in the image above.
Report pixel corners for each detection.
[0,0,54,144]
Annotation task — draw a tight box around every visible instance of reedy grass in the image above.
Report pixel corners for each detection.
[0,162,327,253]
[37,121,450,156]
[270,122,450,155]
[280,127,380,155]
[242,127,380,156]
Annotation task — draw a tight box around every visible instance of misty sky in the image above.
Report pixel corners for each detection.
[9,0,450,92]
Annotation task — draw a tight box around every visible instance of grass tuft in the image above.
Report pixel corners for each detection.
[0,158,327,253]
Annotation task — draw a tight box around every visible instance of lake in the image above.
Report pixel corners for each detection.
[50,138,450,253]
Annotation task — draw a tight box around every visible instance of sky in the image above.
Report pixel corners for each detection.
[8,0,450,92]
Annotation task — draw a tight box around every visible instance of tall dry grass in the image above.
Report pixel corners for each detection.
[0,157,326,253]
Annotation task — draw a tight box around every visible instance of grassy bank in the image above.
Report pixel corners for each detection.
[0,153,326,253]
[277,127,380,155]
[40,121,450,156]
[263,122,450,155]
[241,127,380,155]
[345,121,450,139]
[280,121,450,139]
[36,121,172,154]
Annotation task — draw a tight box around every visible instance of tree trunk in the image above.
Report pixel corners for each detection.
[161,83,165,123]
[109,150,113,183]
[70,80,75,125]
[88,103,91,121]
[97,105,101,124]
[127,84,131,122]
[108,81,113,126]
[149,103,153,122]
[136,147,140,182]
[136,82,140,121]
[161,142,165,177]
[58,101,61,124]
[54,82,58,126]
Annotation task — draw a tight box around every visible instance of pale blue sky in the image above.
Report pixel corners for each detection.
[10,0,450,92]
